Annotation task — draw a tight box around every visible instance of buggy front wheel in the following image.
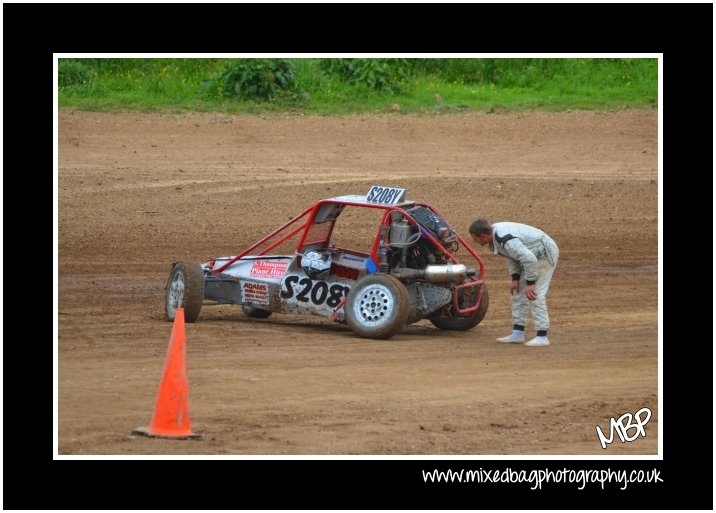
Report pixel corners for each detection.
[165,261,205,323]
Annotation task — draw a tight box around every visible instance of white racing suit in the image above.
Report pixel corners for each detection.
[491,222,559,332]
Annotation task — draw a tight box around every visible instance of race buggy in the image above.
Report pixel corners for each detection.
[165,185,488,339]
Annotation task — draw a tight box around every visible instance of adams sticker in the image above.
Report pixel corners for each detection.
[241,281,270,306]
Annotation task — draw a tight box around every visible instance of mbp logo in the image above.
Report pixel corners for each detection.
[595,407,652,449]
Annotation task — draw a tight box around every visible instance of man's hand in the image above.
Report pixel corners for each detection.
[510,280,519,295]
[524,283,537,300]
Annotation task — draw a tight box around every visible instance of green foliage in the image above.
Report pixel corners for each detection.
[203,59,296,100]
[58,60,93,89]
[407,58,657,90]
[58,57,658,114]
[319,58,410,93]
[408,58,503,84]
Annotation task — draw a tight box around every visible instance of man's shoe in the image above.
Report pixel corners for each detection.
[525,336,550,347]
[497,334,525,344]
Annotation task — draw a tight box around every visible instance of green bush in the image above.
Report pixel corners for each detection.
[59,60,93,89]
[202,59,296,100]
[320,58,410,93]
[407,58,503,84]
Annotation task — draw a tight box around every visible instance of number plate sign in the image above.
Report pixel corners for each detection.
[366,185,406,205]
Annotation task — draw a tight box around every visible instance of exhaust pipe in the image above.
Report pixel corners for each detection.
[391,264,474,283]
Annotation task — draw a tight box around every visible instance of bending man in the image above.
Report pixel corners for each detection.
[469,218,559,347]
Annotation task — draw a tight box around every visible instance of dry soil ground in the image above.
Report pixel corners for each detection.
[58,109,658,456]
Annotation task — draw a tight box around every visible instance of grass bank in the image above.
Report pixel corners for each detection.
[58,58,657,114]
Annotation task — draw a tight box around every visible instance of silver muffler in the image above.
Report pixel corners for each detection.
[391,264,475,283]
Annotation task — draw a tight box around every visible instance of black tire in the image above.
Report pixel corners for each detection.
[345,274,410,339]
[429,282,489,331]
[242,305,273,318]
[165,261,205,323]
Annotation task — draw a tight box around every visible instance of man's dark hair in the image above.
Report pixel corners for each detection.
[469,218,492,236]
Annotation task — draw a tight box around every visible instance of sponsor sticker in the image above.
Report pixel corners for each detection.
[250,260,288,279]
[241,281,270,306]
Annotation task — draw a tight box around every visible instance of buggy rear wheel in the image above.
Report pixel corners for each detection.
[429,282,489,331]
[165,261,205,323]
[345,274,410,339]
[242,305,273,318]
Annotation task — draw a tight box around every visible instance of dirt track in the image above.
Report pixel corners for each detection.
[58,109,658,455]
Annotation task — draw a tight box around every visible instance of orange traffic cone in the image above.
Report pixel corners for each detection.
[132,307,202,440]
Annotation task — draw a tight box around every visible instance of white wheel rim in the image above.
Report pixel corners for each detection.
[351,283,395,327]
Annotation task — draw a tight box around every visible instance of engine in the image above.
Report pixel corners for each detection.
[385,207,474,283]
